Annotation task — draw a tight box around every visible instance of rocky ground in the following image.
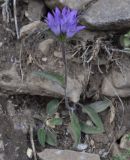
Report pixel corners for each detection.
[0,0,130,160]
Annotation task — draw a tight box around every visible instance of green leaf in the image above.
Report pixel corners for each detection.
[86,99,112,113]
[37,128,46,146]
[46,99,59,115]
[46,130,57,146]
[80,121,103,134]
[49,118,63,126]
[81,107,104,134]
[69,112,81,147]
[33,71,64,86]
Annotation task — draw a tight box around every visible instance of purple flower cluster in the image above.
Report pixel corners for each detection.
[45,7,85,38]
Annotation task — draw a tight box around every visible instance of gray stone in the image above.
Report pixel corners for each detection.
[20,21,43,38]
[38,39,54,55]
[75,30,106,42]
[38,149,100,160]
[0,62,85,103]
[44,0,91,9]
[120,134,130,149]
[54,51,62,58]
[25,0,46,21]
[101,58,130,97]
[81,0,130,30]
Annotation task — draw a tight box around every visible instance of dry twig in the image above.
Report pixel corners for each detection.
[30,126,37,160]
[13,0,19,39]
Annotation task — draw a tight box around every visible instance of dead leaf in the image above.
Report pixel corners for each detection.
[27,54,33,65]
[110,105,115,124]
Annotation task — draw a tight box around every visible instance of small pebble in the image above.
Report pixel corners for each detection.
[42,57,47,62]
[86,120,93,126]
[27,148,33,159]
[76,144,88,151]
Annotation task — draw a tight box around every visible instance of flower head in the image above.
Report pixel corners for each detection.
[45,7,85,38]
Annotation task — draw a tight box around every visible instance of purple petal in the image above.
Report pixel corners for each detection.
[66,25,86,38]
[62,7,71,17]
[76,26,86,32]
[46,13,54,27]
[51,26,61,35]
[45,6,86,38]
[46,12,60,35]
[68,10,78,23]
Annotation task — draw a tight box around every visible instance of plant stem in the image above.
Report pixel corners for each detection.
[61,41,69,109]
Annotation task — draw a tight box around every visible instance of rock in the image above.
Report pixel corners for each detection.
[38,149,100,160]
[20,21,44,38]
[76,144,88,151]
[27,148,33,159]
[120,134,130,149]
[54,51,62,58]
[102,70,130,97]
[102,57,130,97]
[25,0,46,21]
[0,62,85,103]
[76,30,106,42]
[38,39,54,55]
[81,0,130,30]
[44,0,91,9]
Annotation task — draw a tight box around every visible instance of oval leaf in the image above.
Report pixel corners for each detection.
[33,71,64,86]
[46,130,57,146]
[69,112,81,147]
[82,107,104,133]
[80,121,103,134]
[86,99,112,113]
[49,118,63,126]
[46,99,59,115]
[37,128,46,146]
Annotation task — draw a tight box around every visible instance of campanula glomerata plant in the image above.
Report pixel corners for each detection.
[45,7,85,109]
[36,7,105,148]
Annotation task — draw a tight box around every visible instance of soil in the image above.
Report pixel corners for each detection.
[0,1,130,160]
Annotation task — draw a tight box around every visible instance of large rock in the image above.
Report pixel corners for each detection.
[20,21,44,38]
[38,149,100,160]
[0,62,85,103]
[102,57,130,97]
[25,0,46,21]
[38,39,54,55]
[44,0,91,9]
[81,0,130,30]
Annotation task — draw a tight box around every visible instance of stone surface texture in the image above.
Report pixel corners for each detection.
[38,149,100,160]
[81,0,130,30]
[102,58,130,97]
[44,0,91,9]
[25,0,46,21]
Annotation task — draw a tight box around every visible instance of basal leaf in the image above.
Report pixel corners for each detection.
[46,99,59,115]
[33,71,64,86]
[46,130,57,146]
[49,118,63,126]
[37,128,46,146]
[69,112,81,147]
[82,107,104,134]
[86,99,112,113]
[80,121,103,134]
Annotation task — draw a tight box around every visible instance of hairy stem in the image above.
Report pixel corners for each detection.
[61,41,69,109]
